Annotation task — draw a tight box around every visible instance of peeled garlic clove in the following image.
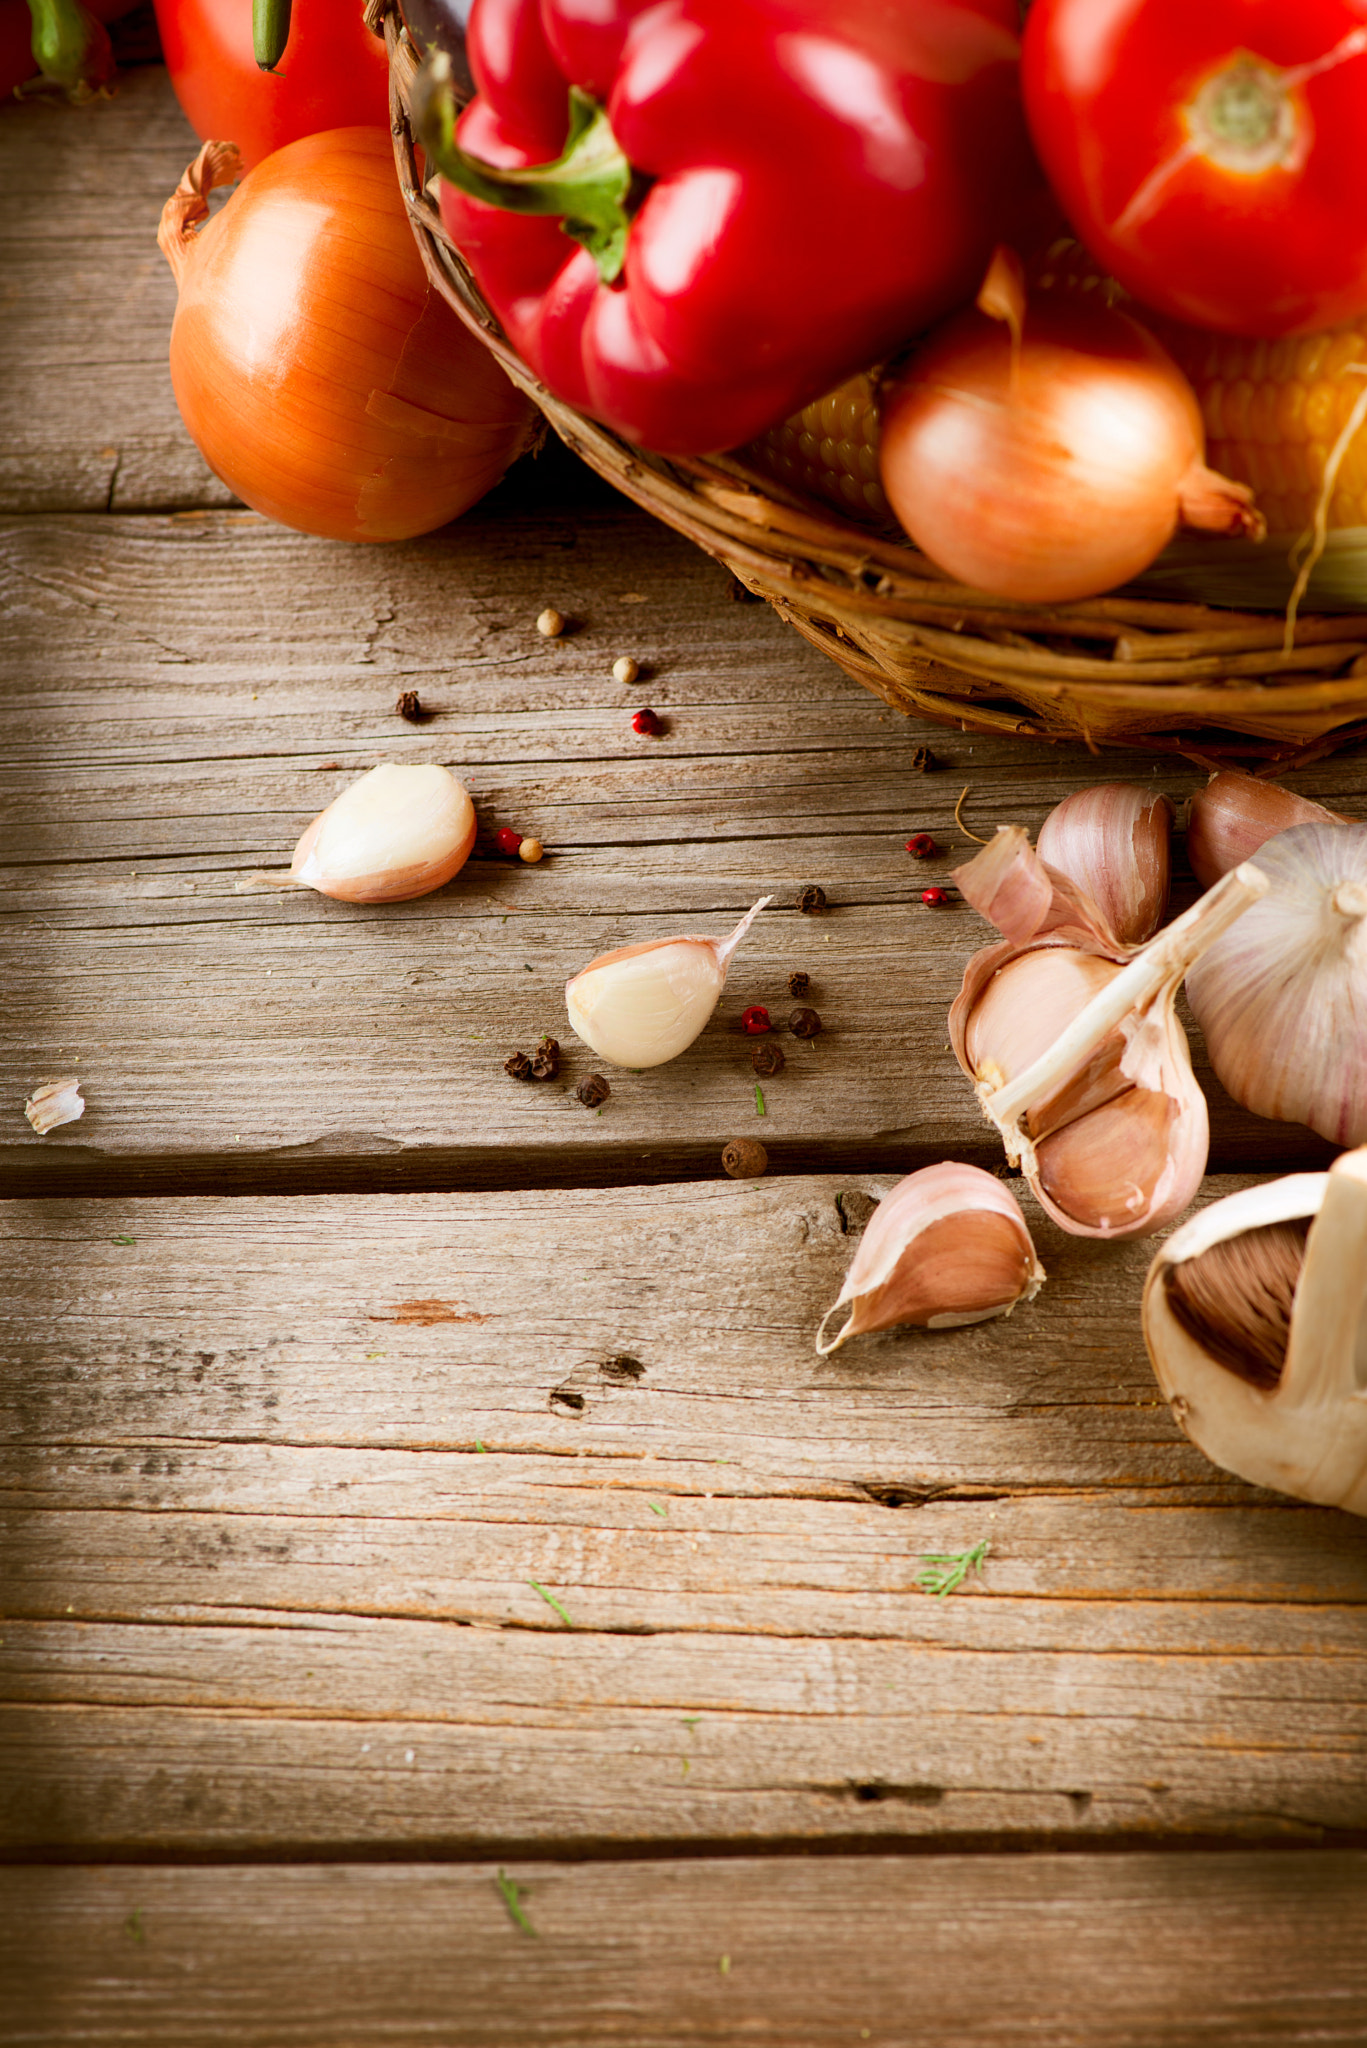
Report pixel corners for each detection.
[565,897,770,1068]
[284,763,477,903]
[1036,784,1173,946]
[816,1162,1044,1355]
[1185,821,1367,1148]
[1186,769,1345,889]
[1142,1148,1367,1514]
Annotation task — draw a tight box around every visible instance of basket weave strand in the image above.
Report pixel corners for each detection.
[378,0,1367,767]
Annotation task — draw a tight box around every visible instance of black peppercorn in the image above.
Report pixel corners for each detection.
[797,884,827,914]
[787,971,810,998]
[395,689,425,723]
[576,1073,611,1107]
[531,1035,561,1080]
[504,1051,533,1081]
[788,1005,822,1039]
[911,745,938,772]
[751,1040,785,1078]
[722,1138,768,1179]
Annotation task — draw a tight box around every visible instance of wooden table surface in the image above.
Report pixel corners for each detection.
[3,57,1367,2046]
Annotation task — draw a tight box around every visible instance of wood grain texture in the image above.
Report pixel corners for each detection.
[3,506,1356,1194]
[5,1856,1367,2046]
[3,1182,1364,1855]
[0,68,235,516]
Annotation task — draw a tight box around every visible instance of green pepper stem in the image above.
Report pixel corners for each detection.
[25,0,113,99]
[253,0,291,74]
[412,51,636,286]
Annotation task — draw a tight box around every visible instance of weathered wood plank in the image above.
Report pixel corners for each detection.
[5,1855,1367,2047]
[3,1181,1363,1854]
[3,509,1355,1193]
[0,68,235,516]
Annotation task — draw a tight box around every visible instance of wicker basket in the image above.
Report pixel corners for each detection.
[376,0,1367,767]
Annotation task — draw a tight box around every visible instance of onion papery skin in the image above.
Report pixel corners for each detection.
[161,129,534,543]
[878,295,1252,602]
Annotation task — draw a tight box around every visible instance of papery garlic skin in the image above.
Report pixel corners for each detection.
[1143,1151,1367,1516]
[24,1077,85,1135]
[1186,770,1345,890]
[1185,822,1367,1148]
[289,763,477,903]
[816,1162,1044,1355]
[1036,784,1173,946]
[566,898,770,1069]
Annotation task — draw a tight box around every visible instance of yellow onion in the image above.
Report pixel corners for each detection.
[878,248,1264,602]
[157,132,535,541]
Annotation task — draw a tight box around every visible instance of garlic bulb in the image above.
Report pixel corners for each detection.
[816,1162,1044,1355]
[1185,821,1367,1148]
[1142,1147,1367,1515]
[239,763,477,902]
[950,827,1267,1238]
[1186,769,1345,889]
[566,898,770,1068]
[1035,784,1173,946]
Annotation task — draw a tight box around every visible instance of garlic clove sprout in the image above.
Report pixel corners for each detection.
[1185,821,1367,1148]
[1035,783,1173,946]
[565,898,771,1068]
[1186,769,1345,889]
[816,1162,1044,1355]
[289,763,477,902]
[950,828,1268,1239]
[1142,1147,1367,1515]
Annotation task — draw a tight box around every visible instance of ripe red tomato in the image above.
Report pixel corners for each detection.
[153,0,390,168]
[1023,0,1367,338]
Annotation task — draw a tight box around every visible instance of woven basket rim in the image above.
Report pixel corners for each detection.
[378,0,1367,768]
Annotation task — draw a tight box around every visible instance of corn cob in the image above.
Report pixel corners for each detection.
[745,370,891,526]
[749,249,1367,547]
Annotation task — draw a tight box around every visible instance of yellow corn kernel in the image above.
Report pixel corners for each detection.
[1155,314,1367,536]
[745,371,891,526]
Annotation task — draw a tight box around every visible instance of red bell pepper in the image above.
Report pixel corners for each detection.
[416,0,1033,454]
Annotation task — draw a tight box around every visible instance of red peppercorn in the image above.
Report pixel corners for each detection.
[741,1005,772,1035]
[905,832,938,858]
[495,826,523,856]
[632,707,662,736]
[921,886,951,907]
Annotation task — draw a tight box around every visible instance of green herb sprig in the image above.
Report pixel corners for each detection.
[916,1539,990,1599]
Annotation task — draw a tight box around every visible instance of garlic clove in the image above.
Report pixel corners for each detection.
[565,897,771,1068]
[953,823,1120,952]
[286,763,477,903]
[1185,821,1367,1147]
[1035,784,1173,946]
[24,1076,85,1135]
[816,1162,1044,1355]
[961,947,1131,1139]
[1162,1216,1308,1391]
[1143,1149,1367,1515]
[1186,769,1345,889]
[951,839,1268,1239]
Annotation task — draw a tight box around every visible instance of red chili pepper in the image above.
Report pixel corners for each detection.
[495,826,524,855]
[631,707,662,736]
[921,886,952,907]
[741,1005,772,1035]
[906,833,939,858]
[417,0,1033,454]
